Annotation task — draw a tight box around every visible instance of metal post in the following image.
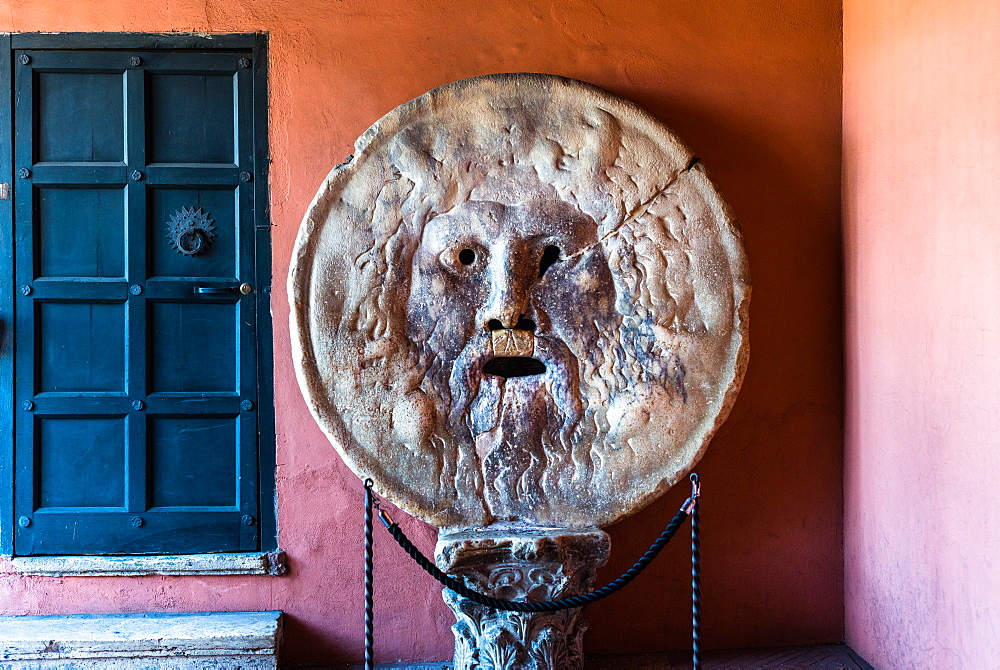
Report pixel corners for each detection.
[691,473,701,670]
[364,479,375,670]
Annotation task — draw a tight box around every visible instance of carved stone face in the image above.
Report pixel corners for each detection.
[407,194,619,518]
[409,197,613,361]
[290,74,750,530]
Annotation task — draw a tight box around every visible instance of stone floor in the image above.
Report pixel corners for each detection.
[338,644,873,670]
[586,644,873,669]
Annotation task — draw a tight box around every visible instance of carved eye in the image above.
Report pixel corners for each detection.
[440,245,483,274]
[539,245,560,278]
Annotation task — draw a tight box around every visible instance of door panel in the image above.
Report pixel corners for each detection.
[149,187,238,279]
[37,416,127,508]
[148,72,236,164]
[150,416,237,508]
[37,187,126,278]
[37,301,126,392]
[36,71,125,163]
[13,45,263,555]
[149,301,238,393]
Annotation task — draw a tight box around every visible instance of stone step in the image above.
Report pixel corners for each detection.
[0,611,282,669]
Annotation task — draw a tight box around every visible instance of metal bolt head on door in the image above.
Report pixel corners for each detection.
[18,54,29,66]
[18,168,30,179]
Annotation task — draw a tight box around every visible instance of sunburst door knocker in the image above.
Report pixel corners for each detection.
[167,206,216,256]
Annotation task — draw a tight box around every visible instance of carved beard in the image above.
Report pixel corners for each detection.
[411,312,685,524]
[415,331,588,523]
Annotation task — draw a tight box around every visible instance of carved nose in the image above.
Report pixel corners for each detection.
[485,290,527,330]
[482,243,533,330]
[484,278,535,330]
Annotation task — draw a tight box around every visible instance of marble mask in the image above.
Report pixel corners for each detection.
[289,74,750,530]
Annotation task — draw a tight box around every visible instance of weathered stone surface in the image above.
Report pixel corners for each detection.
[10,551,288,577]
[289,73,749,529]
[0,611,281,668]
[436,528,610,670]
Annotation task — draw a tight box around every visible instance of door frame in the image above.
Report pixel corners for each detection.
[0,32,275,556]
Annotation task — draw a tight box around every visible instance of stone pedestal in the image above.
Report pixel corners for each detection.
[435,527,610,670]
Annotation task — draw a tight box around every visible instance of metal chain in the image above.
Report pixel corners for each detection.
[690,473,702,670]
[365,475,700,614]
[363,475,702,665]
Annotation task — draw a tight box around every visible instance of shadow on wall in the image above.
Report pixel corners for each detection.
[586,89,844,653]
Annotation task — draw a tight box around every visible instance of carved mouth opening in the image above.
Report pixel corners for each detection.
[483,356,547,378]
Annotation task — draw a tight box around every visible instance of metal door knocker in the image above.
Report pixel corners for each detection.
[168,206,216,256]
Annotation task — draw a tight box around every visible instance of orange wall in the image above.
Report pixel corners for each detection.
[844,1,1000,667]
[0,1,844,664]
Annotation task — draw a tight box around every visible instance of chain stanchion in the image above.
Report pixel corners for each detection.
[689,473,702,670]
[362,474,705,664]
[365,474,701,614]
[364,479,375,670]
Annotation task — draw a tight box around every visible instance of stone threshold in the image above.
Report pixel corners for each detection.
[0,611,282,669]
[11,551,287,577]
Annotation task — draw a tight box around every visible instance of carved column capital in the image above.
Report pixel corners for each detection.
[436,527,610,670]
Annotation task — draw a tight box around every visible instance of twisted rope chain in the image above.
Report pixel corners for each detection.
[363,474,702,664]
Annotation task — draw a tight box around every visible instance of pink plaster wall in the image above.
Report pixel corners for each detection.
[844,1,1000,667]
[0,1,844,664]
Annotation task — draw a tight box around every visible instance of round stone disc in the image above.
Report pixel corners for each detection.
[290,74,749,530]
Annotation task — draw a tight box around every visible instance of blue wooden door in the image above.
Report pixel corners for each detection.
[12,46,268,555]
